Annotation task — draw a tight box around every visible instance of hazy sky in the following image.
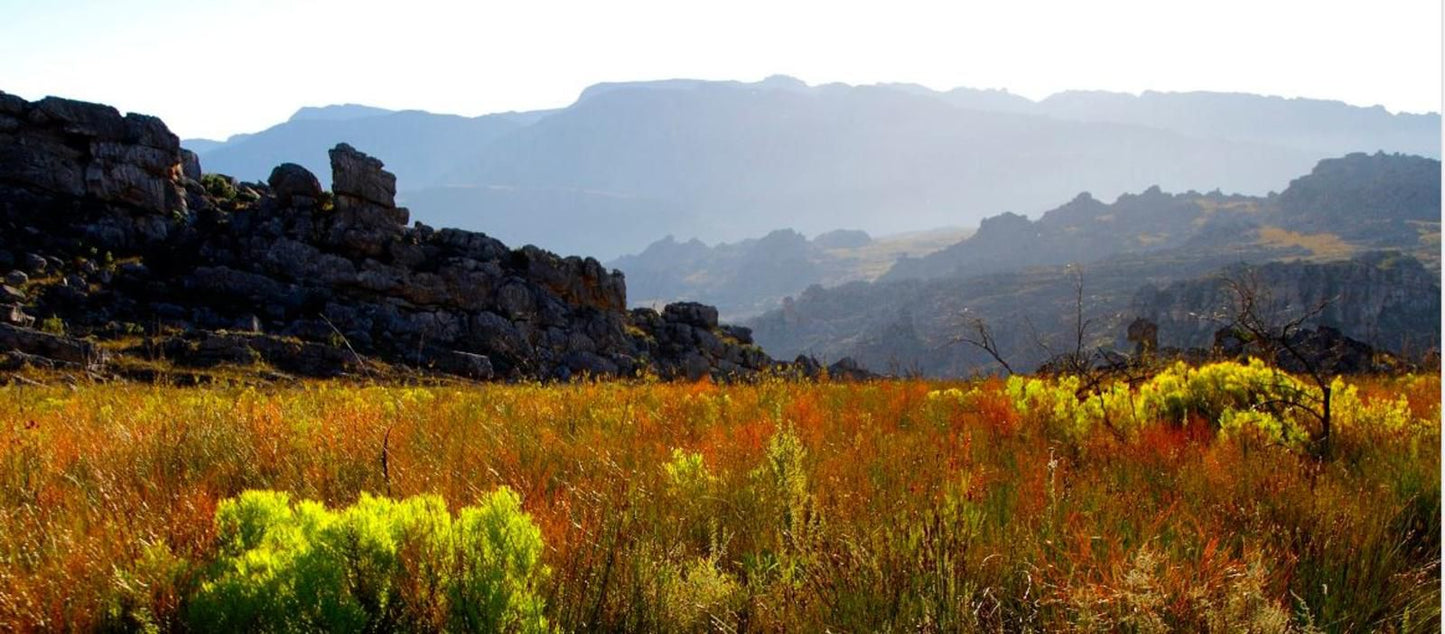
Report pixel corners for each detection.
[1,0,1440,140]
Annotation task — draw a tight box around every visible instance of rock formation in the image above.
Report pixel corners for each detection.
[0,92,803,381]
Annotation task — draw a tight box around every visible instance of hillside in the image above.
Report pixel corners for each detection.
[193,107,534,191]
[884,152,1441,282]
[187,78,1439,258]
[747,154,1442,376]
[608,226,971,320]
[1132,252,1441,357]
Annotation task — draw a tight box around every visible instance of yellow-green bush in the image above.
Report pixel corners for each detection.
[1006,360,1328,448]
[189,488,549,632]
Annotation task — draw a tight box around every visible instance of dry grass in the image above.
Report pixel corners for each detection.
[824,226,974,281]
[1256,226,1357,260]
[0,370,1437,632]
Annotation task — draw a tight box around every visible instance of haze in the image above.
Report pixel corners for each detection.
[1,0,1439,140]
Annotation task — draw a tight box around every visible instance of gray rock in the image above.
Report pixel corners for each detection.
[1127,317,1159,356]
[180,149,202,182]
[329,143,396,208]
[31,96,128,139]
[267,163,323,207]
[471,311,531,359]
[681,351,711,381]
[429,350,494,379]
[663,302,719,329]
[0,90,777,383]
[3,304,34,328]
[562,350,618,377]
[23,253,46,274]
[0,323,109,369]
[186,266,286,301]
[720,324,753,345]
[827,356,875,381]
[496,282,536,320]
[0,285,24,303]
[117,261,148,277]
[123,113,179,151]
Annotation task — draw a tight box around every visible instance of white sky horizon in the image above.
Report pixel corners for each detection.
[1,0,1441,140]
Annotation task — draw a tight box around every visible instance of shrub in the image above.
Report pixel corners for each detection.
[38,316,66,335]
[189,488,550,633]
[200,174,237,201]
[1007,360,1324,448]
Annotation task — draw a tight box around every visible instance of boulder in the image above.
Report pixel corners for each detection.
[23,253,47,274]
[427,350,495,379]
[0,323,109,369]
[31,96,128,139]
[329,143,396,208]
[827,356,876,381]
[267,163,323,207]
[3,305,34,328]
[663,301,719,329]
[720,324,754,345]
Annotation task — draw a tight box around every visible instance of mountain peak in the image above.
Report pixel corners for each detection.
[759,74,808,89]
[287,104,396,123]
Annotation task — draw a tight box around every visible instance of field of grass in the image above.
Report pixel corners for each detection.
[1255,226,1357,261]
[821,226,975,282]
[0,364,1438,632]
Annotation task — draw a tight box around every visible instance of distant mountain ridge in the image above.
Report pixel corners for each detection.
[745,152,1441,376]
[608,226,971,320]
[884,152,1441,282]
[185,77,1440,258]
[287,104,396,122]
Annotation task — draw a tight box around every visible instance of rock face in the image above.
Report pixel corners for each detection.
[1131,253,1441,358]
[0,92,797,381]
[0,93,187,250]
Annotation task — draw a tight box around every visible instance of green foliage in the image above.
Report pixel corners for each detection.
[663,448,713,499]
[648,553,742,631]
[38,316,66,336]
[189,488,550,633]
[1006,360,1326,448]
[200,174,237,201]
[747,424,820,586]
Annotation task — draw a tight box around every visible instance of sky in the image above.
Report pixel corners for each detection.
[1,0,1440,140]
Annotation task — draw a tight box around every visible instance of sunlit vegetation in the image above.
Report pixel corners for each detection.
[0,362,1438,631]
[1256,226,1356,260]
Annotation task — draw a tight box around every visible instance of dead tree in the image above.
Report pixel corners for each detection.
[948,309,1015,375]
[1218,267,1338,457]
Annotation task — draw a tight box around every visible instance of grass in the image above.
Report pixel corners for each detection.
[1256,226,1357,260]
[0,366,1438,632]
[823,226,975,282]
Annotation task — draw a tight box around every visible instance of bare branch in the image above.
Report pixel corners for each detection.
[948,312,1015,375]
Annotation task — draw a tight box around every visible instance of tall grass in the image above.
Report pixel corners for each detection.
[0,365,1437,631]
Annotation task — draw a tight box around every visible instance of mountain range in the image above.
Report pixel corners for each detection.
[609,226,971,321]
[186,77,1440,259]
[744,152,1441,375]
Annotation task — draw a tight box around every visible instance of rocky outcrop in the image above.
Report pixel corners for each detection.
[0,91,802,381]
[1131,253,1441,358]
[0,93,188,250]
[0,323,109,371]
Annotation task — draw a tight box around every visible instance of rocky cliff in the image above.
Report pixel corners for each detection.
[1130,252,1441,358]
[0,91,779,381]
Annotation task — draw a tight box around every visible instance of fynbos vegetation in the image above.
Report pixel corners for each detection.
[0,364,1437,631]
